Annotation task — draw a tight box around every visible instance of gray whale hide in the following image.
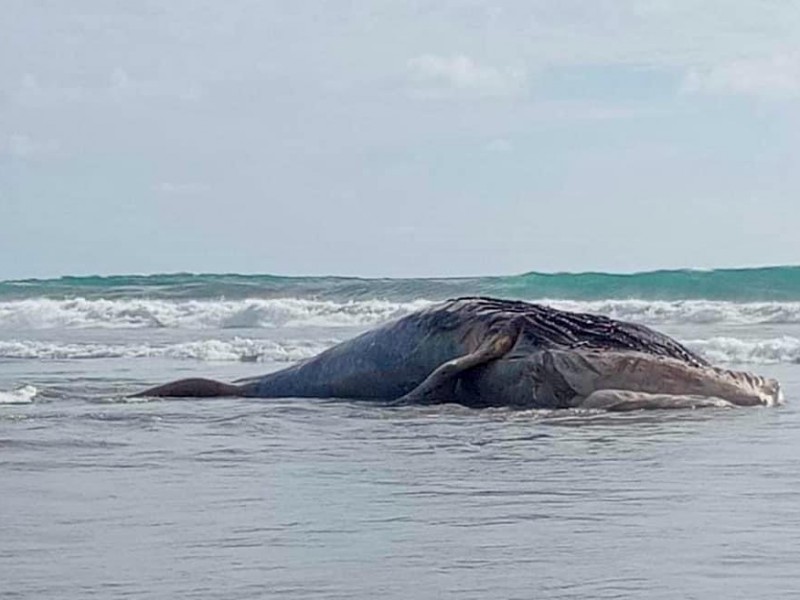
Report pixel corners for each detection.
[135,297,782,411]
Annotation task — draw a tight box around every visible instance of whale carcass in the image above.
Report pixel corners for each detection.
[136,297,782,411]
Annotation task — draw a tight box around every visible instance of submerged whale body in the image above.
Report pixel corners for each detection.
[137,297,782,411]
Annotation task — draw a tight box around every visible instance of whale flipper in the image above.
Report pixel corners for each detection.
[395,322,520,405]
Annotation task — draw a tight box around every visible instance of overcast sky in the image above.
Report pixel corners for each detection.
[2,0,799,279]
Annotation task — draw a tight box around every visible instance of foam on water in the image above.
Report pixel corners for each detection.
[0,384,37,404]
[2,336,799,365]
[685,336,800,365]
[0,298,432,330]
[3,297,800,330]
[552,299,800,325]
[0,338,334,362]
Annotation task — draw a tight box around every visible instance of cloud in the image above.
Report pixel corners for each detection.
[0,134,60,159]
[155,182,211,195]
[108,68,202,102]
[682,53,800,100]
[13,70,201,107]
[485,138,513,153]
[407,54,526,98]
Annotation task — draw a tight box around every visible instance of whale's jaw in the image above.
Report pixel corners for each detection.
[542,349,783,409]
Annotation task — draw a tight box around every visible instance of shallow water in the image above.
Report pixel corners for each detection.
[3,298,800,598]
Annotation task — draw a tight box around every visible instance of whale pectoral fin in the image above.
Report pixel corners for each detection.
[579,389,735,412]
[132,378,246,398]
[395,324,520,405]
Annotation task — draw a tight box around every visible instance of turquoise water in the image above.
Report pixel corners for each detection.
[3,265,800,301]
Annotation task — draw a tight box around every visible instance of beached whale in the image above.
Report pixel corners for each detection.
[136,297,782,411]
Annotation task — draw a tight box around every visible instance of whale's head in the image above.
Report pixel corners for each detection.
[707,367,783,407]
[537,349,784,408]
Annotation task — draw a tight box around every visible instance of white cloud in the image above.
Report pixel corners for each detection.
[156,182,211,195]
[13,70,201,107]
[407,54,526,98]
[485,138,513,153]
[1,134,60,159]
[109,68,202,102]
[682,53,800,100]
[14,74,86,104]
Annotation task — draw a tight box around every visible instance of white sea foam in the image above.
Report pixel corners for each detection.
[0,298,433,330]
[547,299,800,325]
[0,384,38,404]
[3,297,800,330]
[685,336,800,365]
[0,338,335,363]
[1,335,798,365]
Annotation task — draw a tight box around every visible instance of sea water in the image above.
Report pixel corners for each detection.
[3,269,800,599]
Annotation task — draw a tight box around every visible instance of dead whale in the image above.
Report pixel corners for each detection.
[135,297,782,411]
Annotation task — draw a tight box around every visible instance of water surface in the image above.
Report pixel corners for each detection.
[3,272,800,598]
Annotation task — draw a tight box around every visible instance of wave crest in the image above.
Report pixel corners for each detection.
[2,336,799,365]
[551,300,800,325]
[0,385,38,404]
[0,298,432,330]
[685,337,800,365]
[0,338,334,363]
[2,297,800,330]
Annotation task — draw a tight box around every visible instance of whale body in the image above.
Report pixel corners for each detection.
[136,297,782,411]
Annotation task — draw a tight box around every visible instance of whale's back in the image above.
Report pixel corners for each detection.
[424,297,708,367]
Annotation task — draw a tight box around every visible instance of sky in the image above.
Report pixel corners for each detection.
[1,0,800,279]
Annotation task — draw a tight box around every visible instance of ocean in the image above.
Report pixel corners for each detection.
[3,268,800,599]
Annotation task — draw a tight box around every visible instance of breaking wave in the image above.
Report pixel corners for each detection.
[0,338,334,363]
[685,337,800,365]
[2,297,800,330]
[2,336,799,365]
[0,385,38,404]
[0,298,432,330]
[550,300,800,325]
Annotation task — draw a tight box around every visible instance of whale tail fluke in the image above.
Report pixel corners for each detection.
[132,378,246,398]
